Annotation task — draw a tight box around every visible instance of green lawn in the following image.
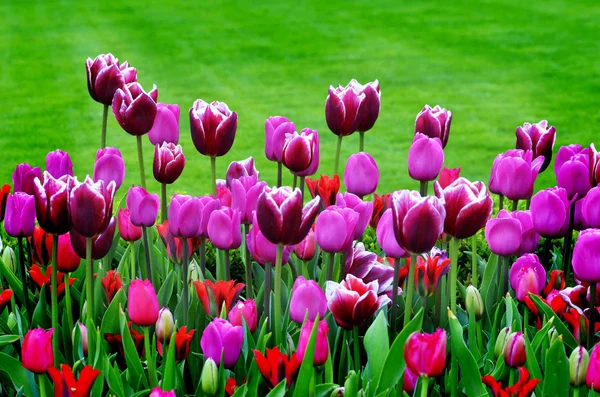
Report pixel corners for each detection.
[1,0,598,199]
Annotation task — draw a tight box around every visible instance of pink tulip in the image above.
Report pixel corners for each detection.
[408,133,444,182]
[4,193,36,238]
[555,144,591,200]
[21,328,54,374]
[294,229,317,261]
[414,104,452,148]
[438,167,461,189]
[572,229,600,283]
[489,149,543,201]
[149,388,176,397]
[404,328,447,377]
[503,332,526,368]
[485,210,540,257]
[335,192,373,240]
[515,120,556,173]
[198,196,221,238]
[13,163,42,196]
[315,206,358,253]
[325,82,365,137]
[296,320,329,366]
[376,209,407,258]
[282,128,319,177]
[344,152,379,197]
[69,176,116,238]
[225,157,259,188]
[207,207,242,250]
[265,116,296,162]
[153,143,185,184]
[189,99,238,157]
[200,318,243,368]
[246,214,292,265]
[148,103,180,145]
[216,180,232,207]
[586,345,600,391]
[231,176,267,224]
[289,276,327,324]
[117,208,142,242]
[112,82,158,136]
[94,147,125,190]
[509,254,546,301]
[228,299,258,333]
[46,149,73,178]
[168,194,202,238]
[128,279,159,327]
[530,187,571,238]
[126,186,160,227]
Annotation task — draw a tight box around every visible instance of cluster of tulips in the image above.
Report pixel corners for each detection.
[1,52,600,397]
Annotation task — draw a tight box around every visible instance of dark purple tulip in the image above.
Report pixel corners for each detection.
[225,157,259,188]
[198,196,221,238]
[168,195,202,238]
[46,150,73,179]
[345,243,396,297]
[572,229,600,283]
[33,172,73,235]
[344,152,379,197]
[256,187,320,245]
[4,193,36,237]
[408,133,444,182]
[126,186,160,227]
[315,206,359,253]
[153,143,185,184]
[515,120,556,173]
[247,214,293,265]
[348,79,381,132]
[489,149,544,201]
[69,177,116,238]
[94,147,125,189]
[112,82,158,136]
[13,163,42,195]
[325,82,365,137]
[148,103,180,145]
[265,116,296,162]
[391,190,445,254]
[282,128,319,177]
[335,192,373,240]
[189,99,238,157]
[555,145,591,200]
[583,186,600,228]
[485,210,540,257]
[207,207,242,250]
[414,105,452,148]
[589,144,600,187]
[434,178,493,239]
[231,176,267,225]
[509,253,546,302]
[376,209,407,258]
[530,187,571,238]
[86,53,137,105]
[70,217,116,260]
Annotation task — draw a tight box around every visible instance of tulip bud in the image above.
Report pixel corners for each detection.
[415,105,452,148]
[282,128,319,177]
[46,149,74,178]
[296,320,329,366]
[2,247,16,274]
[548,327,559,345]
[503,332,526,368]
[465,285,483,320]
[494,327,511,359]
[94,147,125,190]
[12,163,42,195]
[555,144,591,200]
[509,254,546,302]
[344,152,379,197]
[4,193,36,238]
[112,82,158,136]
[404,328,447,377]
[148,103,180,145]
[72,322,88,356]
[294,229,317,261]
[228,300,258,333]
[117,208,142,242]
[573,229,600,284]
[325,83,365,137]
[290,276,327,324]
[190,99,238,157]
[207,207,242,250]
[127,279,159,327]
[21,328,54,374]
[156,308,174,344]
[201,358,219,396]
[126,186,160,227]
[408,133,444,182]
[587,345,600,391]
[570,346,589,386]
[7,312,17,329]
[153,143,185,184]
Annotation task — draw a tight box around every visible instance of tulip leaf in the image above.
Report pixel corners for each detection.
[524,335,542,392]
[529,294,578,349]
[0,352,34,396]
[162,329,177,391]
[0,334,20,347]
[315,383,338,397]
[118,306,148,389]
[542,337,569,396]
[480,253,498,319]
[157,270,175,307]
[531,317,554,353]
[344,370,359,397]
[0,256,24,302]
[364,311,388,385]
[31,286,48,329]
[293,316,321,397]
[266,379,286,397]
[101,288,126,335]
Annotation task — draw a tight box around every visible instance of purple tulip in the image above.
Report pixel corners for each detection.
[345,243,396,298]
[13,163,42,196]
[94,147,125,189]
[207,207,242,250]
[296,320,329,366]
[168,195,202,238]
[407,133,444,182]
[198,196,221,238]
[189,99,238,157]
[530,187,571,238]
[574,198,591,231]
[153,143,185,184]
[325,82,365,137]
[4,193,36,237]
[226,157,259,188]
[433,178,493,239]
[390,190,445,254]
[86,53,136,105]
[489,149,544,201]
[583,186,600,228]
[414,105,452,148]
[509,254,546,301]
[70,217,116,259]
[33,172,74,235]
[376,209,407,258]
[265,116,296,162]
[335,192,373,240]
[148,103,180,145]
[46,150,73,178]
[126,186,160,227]
[246,214,292,265]
[112,82,158,136]
[69,177,116,238]
[344,152,379,197]
[256,187,320,245]
[348,79,381,132]
[282,128,319,177]
[289,276,327,324]
[515,120,556,173]
[315,206,359,253]
[573,229,600,283]
[555,145,591,200]
[231,177,267,225]
[485,210,540,257]
[200,318,243,368]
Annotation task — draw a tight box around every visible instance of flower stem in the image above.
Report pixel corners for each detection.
[37,374,47,397]
[210,156,217,196]
[419,181,428,196]
[182,241,189,326]
[404,253,417,327]
[420,377,430,397]
[359,132,364,152]
[498,194,504,211]
[390,257,400,336]
[101,104,108,149]
[299,176,305,200]
[542,238,552,267]
[264,261,272,327]
[225,250,231,280]
[64,273,74,338]
[277,162,283,187]
[142,227,153,283]
[160,183,167,223]
[143,326,158,387]
[243,224,253,299]
[274,244,284,345]
[334,135,343,175]
[136,135,146,189]
[471,235,478,287]
[130,241,136,280]
[199,239,206,277]
[511,200,519,211]
[17,237,32,324]
[51,234,59,358]
[449,238,459,315]
[563,201,576,281]
[85,237,94,326]
[353,325,360,371]
[327,252,335,281]
[293,174,298,190]
[590,283,597,350]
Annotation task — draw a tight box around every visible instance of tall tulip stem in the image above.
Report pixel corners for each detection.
[511,200,519,211]
[64,273,74,338]
[563,201,576,281]
[160,183,167,223]
[299,176,306,200]
[143,326,158,387]
[589,283,596,350]
[334,136,343,175]
[420,377,430,397]
[199,239,206,277]
[85,237,94,326]
[390,257,400,335]
[274,244,284,345]
[225,250,231,280]
[542,238,552,267]
[50,234,59,358]
[327,252,335,281]
[449,238,459,314]
[210,156,217,196]
[404,253,417,327]
[136,135,147,189]
[181,241,189,325]
[353,325,360,370]
[243,225,253,299]
[142,227,153,283]
[498,194,504,211]
[264,261,272,327]
[419,181,428,196]
[16,238,32,324]
[359,132,364,152]
[101,104,108,149]
[37,374,48,397]
[130,241,136,280]
[471,235,478,287]
[277,162,283,187]
[293,174,298,190]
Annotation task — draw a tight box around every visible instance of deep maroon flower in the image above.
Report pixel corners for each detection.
[86,53,136,105]
[148,103,180,145]
[515,120,556,173]
[414,105,452,148]
[306,175,340,209]
[33,172,73,235]
[189,99,238,157]
[265,116,296,162]
[325,82,365,137]
[349,79,381,132]
[13,163,42,195]
[94,147,125,190]
[69,176,115,238]
[112,82,158,136]
[153,142,185,185]
[70,216,116,260]
[253,347,301,389]
[282,128,319,177]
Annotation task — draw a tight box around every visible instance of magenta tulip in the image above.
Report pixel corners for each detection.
[149,389,176,397]
[294,229,317,261]
[404,328,447,377]
[438,167,461,189]
[200,318,243,368]
[126,186,160,227]
[246,214,292,265]
[509,254,546,301]
[414,104,452,148]
[530,187,571,238]
[583,186,600,228]
[148,103,180,145]
[504,332,526,367]
[349,79,381,132]
[4,193,36,237]
[21,328,54,374]
[153,142,185,184]
[515,120,556,173]
[46,149,73,178]
[33,172,73,235]
[282,128,319,177]
[335,192,373,239]
[325,82,365,137]
[587,344,600,391]
[70,217,116,260]
[69,176,116,238]
[94,147,125,189]
[572,229,600,283]
[189,99,238,157]
[228,299,258,333]
[408,133,444,182]
[345,243,396,298]
[555,144,591,200]
[128,279,159,326]
[590,144,600,187]
[490,149,543,201]
[376,209,407,258]
[315,206,358,253]
[117,208,142,242]
[485,210,540,257]
[13,163,42,195]
[225,157,259,188]
[207,207,242,250]
[231,177,267,225]
[344,152,379,197]
[289,276,327,324]
[112,82,158,136]
[168,194,202,238]
[86,53,136,105]
[198,196,222,238]
[265,116,296,162]
[296,320,329,366]
[216,180,232,207]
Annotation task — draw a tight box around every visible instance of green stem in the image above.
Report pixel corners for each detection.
[64,273,74,338]
[511,200,519,211]
[277,162,283,187]
[471,235,478,287]
[299,176,305,200]
[85,237,94,326]
[130,242,136,280]
[420,377,430,397]
[293,174,298,190]
[404,254,417,327]
[136,135,146,189]
[142,227,153,283]
[439,274,447,327]
[160,183,167,223]
[243,225,253,299]
[101,104,108,149]
[264,261,272,327]
[199,239,206,277]
[359,132,364,152]
[503,255,509,296]
[353,326,360,371]
[334,135,343,175]
[523,302,529,332]
[564,201,576,280]
[419,181,428,196]
[590,283,597,350]
[390,257,400,336]
[37,374,47,397]
[574,387,580,397]
[216,249,226,281]
[225,250,231,280]
[17,238,32,325]
[449,238,459,315]
[274,245,284,345]
[327,252,335,281]
[508,368,516,388]
[526,196,531,210]
[182,241,189,326]
[498,194,504,211]
[50,234,59,358]
[210,156,217,196]
[143,326,158,387]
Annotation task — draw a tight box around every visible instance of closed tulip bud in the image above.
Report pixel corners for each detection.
[201,358,219,396]
[156,307,174,344]
[438,167,461,189]
[56,233,80,273]
[153,143,185,185]
[112,82,158,136]
[316,206,359,254]
[573,229,600,283]
[325,82,365,137]
[226,157,259,188]
[335,192,373,240]
[190,99,238,157]
[12,163,42,195]
[33,172,74,235]
[207,207,242,250]
[148,103,180,145]
[117,208,142,241]
[201,318,243,368]
[86,53,136,105]
[404,328,447,377]
[198,196,221,238]
[465,285,484,320]
[290,276,327,324]
[515,120,556,173]
[348,79,380,132]
[548,327,560,345]
[587,345,600,391]
[494,327,511,359]
[485,210,540,257]
[265,116,296,162]
[555,144,591,200]
[376,209,407,258]
[590,144,600,187]
[126,186,160,227]
[4,193,36,237]
[70,216,116,259]
[93,148,125,191]
[297,320,329,366]
[294,229,317,261]
[408,133,444,182]
[231,176,267,225]
[503,332,526,367]
[489,149,544,201]
[530,187,571,238]
[344,152,379,197]
[21,328,54,374]
[582,186,600,228]
[72,322,88,356]
[282,128,320,177]
[69,176,116,238]
[2,247,16,274]
[46,149,74,178]
[168,195,202,238]
[570,346,589,386]
[246,214,293,265]
[150,388,176,397]
[414,105,452,148]
[228,300,258,333]
[127,279,159,326]
[509,254,546,302]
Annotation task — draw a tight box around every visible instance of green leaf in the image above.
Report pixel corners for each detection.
[531,317,554,353]
[480,253,498,320]
[118,306,148,389]
[524,334,542,393]
[266,380,286,397]
[315,383,338,397]
[529,294,578,349]
[0,352,34,396]
[31,286,48,329]
[101,288,126,335]
[542,337,569,396]
[157,270,175,307]
[0,334,20,347]
[162,330,177,390]
[293,317,320,397]
[344,371,359,397]
[364,311,388,385]
[0,257,24,301]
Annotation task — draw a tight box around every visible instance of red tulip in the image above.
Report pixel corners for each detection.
[33,172,73,235]
[414,253,451,297]
[369,193,392,230]
[29,226,53,266]
[156,221,202,265]
[438,167,461,189]
[55,233,80,273]
[48,364,100,397]
[29,265,75,300]
[157,326,195,362]
[21,328,54,374]
[104,322,144,358]
[112,82,158,136]
[0,289,13,313]
[189,99,238,157]
[0,184,10,222]
[101,270,123,303]
[128,279,159,327]
[253,347,301,389]
[482,366,540,397]
[305,174,340,209]
[404,328,447,377]
[294,229,317,261]
[193,279,245,316]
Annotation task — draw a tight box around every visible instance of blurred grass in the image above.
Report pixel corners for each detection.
[0,0,598,198]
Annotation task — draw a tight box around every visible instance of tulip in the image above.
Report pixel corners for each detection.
[438,167,461,189]
[509,254,546,302]
[29,226,53,265]
[326,274,389,329]
[530,187,571,238]
[71,322,89,357]
[570,346,589,386]
[126,186,160,227]
[101,270,122,303]
[48,364,100,396]
[195,196,221,238]
[4,193,36,238]
[555,144,591,200]
[21,328,54,374]
[0,288,13,313]
[325,82,365,137]
[157,221,202,265]
[375,209,407,258]
[201,318,243,368]
[94,147,125,189]
[503,332,526,367]
[69,176,116,238]
[226,157,259,187]
[289,276,327,324]
[414,105,452,148]
[515,120,556,173]
[150,388,176,397]
[587,345,600,391]
[128,279,159,327]
[86,53,136,105]
[246,214,293,265]
[573,229,600,283]
[482,367,540,396]
[494,327,512,359]
[370,192,392,229]
[282,128,319,176]
[153,142,185,185]
[434,178,493,239]
[265,116,296,162]
[345,244,396,298]
[33,172,73,235]
[489,149,544,201]
[305,174,340,209]
[104,324,144,358]
[485,210,540,257]
[112,82,158,136]
[403,367,419,394]
[194,280,245,316]
[70,216,116,259]
[148,103,180,145]
[582,186,600,228]
[56,233,80,273]
[46,149,73,178]
[12,163,42,195]
[190,99,238,157]
[156,326,195,362]
[466,285,484,320]
[29,265,75,300]
[590,144,600,187]
[231,176,267,225]
[296,320,329,366]
[349,79,381,133]
[0,184,9,222]
[168,195,202,238]
[156,307,175,344]
[404,328,447,377]
[253,347,301,389]
[2,247,15,274]
[335,192,374,239]
[408,133,444,182]
[294,229,317,261]
[414,253,451,297]
[228,299,258,333]
[201,358,219,396]
[344,152,379,197]
[207,207,242,250]
[117,208,142,241]
[315,206,359,254]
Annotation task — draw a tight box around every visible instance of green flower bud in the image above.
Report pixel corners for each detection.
[494,327,511,359]
[2,246,16,274]
[570,346,589,386]
[155,307,174,344]
[466,285,484,320]
[201,358,219,396]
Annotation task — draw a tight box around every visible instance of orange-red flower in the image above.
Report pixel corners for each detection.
[542,269,566,297]
[0,184,11,222]
[157,326,195,362]
[104,322,144,358]
[29,226,53,266]
[253,347,300,389]
[29,265,75,300]
[48,364,100,397]
[156,220,202,265]
[482,366,540,397]
[193,279,245,316]
[305,174,340,209]
[369,193,391,229]
[101,270,122,303]
[413,254,451,297]
[0,289,13,313]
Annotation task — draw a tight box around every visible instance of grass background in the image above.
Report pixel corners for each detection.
[1,0,599,199]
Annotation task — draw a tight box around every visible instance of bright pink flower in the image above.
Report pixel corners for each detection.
[408,133,444,182]
[265,116,296,162]
[344,152,379,197]
[21,328,54,374]
[509,254,546,302]
[148,103,180,145]
[414,104,452,148]
[404,328,447,377]
[128,279,159,327]
[289,276,327,324]
[246,214,292,265]
[201,318,243,368]
[489,149,543,200]
[126,186,159,227]
[117,208,142,242]
[315,206,358,253]
[207,207,242,250]
[94,147,125,190]
[485,210,540,257]
[4,193,36,238]
[438,167,461,189]
[296,320,329,366]
[228,299,258,333]
[503,332,526,368]
[12,163,42,195]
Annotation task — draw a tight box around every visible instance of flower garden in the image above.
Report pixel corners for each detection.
[0,52,598,397]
